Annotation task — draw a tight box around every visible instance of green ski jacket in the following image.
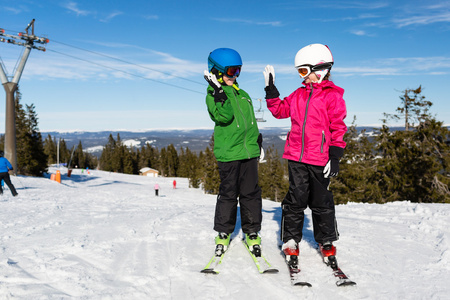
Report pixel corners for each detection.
[206,84,260,162]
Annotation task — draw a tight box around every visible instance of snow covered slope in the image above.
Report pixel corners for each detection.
[1,168,449,299]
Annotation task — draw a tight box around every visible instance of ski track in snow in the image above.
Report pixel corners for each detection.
[0,167,449,299]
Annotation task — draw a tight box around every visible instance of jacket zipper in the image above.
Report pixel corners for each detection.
[300,84,313,162]
[321,130,325,153]
[234,90,250,158]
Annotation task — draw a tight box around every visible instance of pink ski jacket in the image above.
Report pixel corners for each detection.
[267,80,347,166]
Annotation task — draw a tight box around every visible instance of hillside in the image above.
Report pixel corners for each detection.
[0,168,448,299]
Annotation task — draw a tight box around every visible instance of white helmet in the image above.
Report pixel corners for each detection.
[294,44,334,83]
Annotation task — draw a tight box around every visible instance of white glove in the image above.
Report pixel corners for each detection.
[259,147,266,163]
[204,70,227,103]
[323,160,331,178]
[323,159,339,178]
[263,65,275,87]
[204,70,221,89]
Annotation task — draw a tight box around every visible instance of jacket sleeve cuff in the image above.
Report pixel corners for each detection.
[329,146,344,160]
[264,86,280,99]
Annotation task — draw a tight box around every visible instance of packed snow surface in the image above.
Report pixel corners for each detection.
[1,167,449,299]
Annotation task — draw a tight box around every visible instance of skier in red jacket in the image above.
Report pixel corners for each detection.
[263,44,347,266]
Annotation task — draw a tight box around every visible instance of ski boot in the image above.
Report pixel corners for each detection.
[214,232,230,256]
[245,232,262,257]
[320,241,338,269]
[282,239,299,268]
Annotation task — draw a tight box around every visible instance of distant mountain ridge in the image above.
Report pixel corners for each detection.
[39,126,430,157]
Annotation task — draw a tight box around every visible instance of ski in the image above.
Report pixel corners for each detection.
[281,252,312,287]
[201,251,226,274]
[319,245,356,287]
[201,237,233,274]
[243,240,279,274]
[325,256,356,286]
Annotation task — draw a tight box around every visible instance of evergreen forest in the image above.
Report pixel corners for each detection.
[2,86,449,203]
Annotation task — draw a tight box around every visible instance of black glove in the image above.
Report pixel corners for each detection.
[263,65,280,99]
[204,70,227,104]
[257,133,263,151]
[323,146,344,178]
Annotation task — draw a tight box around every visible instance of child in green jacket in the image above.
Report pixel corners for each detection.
[204,48,263,257]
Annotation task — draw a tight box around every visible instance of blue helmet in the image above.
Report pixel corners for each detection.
[208,48,242,73]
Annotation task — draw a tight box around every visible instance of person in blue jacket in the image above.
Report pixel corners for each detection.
[0,151,18,196]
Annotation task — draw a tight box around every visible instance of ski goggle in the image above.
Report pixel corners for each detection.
[224,66,241,78]
[296,62,333,78]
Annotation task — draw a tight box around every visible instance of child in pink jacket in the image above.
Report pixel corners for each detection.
[263,44,347,269]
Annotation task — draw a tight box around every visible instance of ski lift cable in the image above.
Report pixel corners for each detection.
[2,26,206,90]
[48,47,205,95]
[46,48,205,95]
[50,39,206,87]
[2,27,268,100]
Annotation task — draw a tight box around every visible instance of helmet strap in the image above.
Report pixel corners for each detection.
[314,69,329,83]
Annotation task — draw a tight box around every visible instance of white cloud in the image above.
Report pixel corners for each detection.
[394,12,450,27]
[350,29,372,36]
[62,2,92,17]
[3,7,22,14]
[100,11,123,23]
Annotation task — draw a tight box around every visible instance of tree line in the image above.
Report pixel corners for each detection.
[333,86,449,203]
[3,86,449,203]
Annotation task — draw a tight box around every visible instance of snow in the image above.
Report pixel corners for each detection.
[123,140,141,148]
[84,146,104,154]
[1,167,449,299]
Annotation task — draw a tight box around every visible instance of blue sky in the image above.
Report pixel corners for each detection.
[0,0,449,132]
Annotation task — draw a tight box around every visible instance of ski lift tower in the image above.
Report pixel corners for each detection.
[0,19,48,173]
[255,98,266,122]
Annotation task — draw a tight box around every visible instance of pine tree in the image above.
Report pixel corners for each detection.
[177,147,188,178]
[374,87,450,203]
[184,147,201,188]
[258,146,288,201]
[113,134,124,173]
[100,134,116,171]
[166,144,179,177]
[202,136,220,194]
[15,100,48,176]
[43,134,57,165]
[123,146,134,174]
[58,139,70,167]
[160,147,168,176]
[331,116,381,203]
[138,143,160,171]
[384,86,433,131]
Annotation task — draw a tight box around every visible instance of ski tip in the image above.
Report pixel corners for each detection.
[293,281,312,287]
[336,279,357,287]
[262,268,279,274]
[201,269,219,275]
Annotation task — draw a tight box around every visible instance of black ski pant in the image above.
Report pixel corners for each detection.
[0,172,18,196]
[281,160,338,245]
[214,158,262,234]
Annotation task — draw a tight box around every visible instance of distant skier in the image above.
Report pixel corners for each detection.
[263,44,347,266]
[204,48,264,257]
[154,183,159,197]
[173,180,176,189]
[0,151,18,196]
